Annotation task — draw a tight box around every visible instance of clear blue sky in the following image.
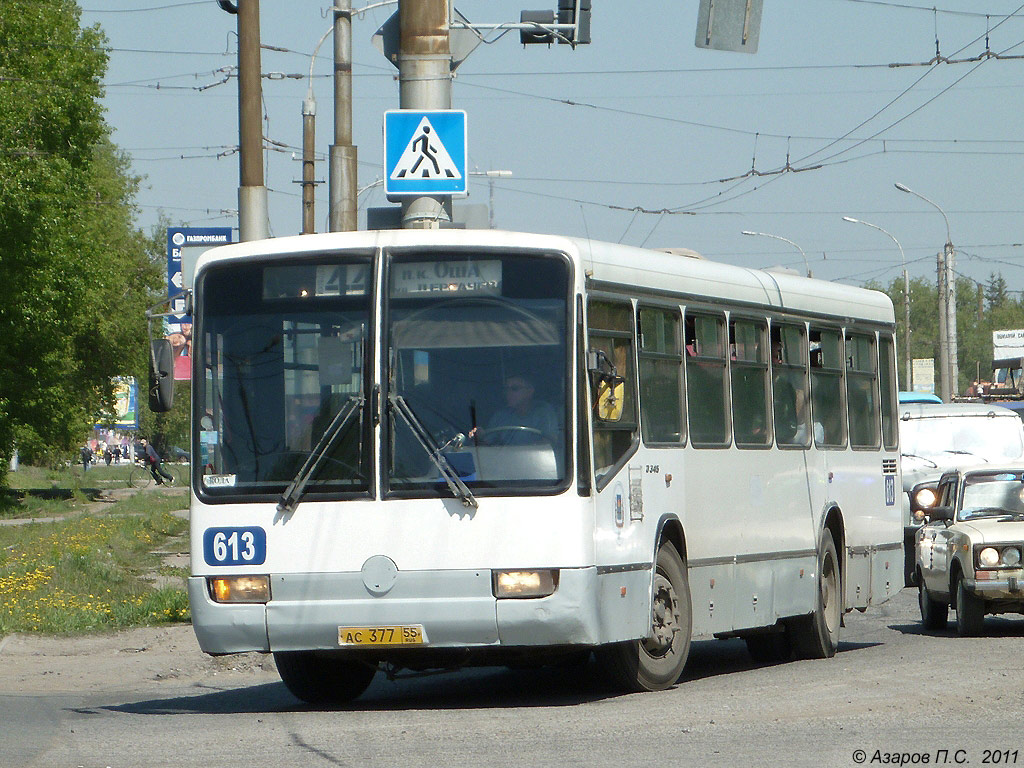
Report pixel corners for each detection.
[82,0,1024,289]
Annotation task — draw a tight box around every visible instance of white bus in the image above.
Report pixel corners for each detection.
[184,229,902,702]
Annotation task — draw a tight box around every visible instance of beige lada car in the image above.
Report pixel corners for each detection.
[915,466,1024,636]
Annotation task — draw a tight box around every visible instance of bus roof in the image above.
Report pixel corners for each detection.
[194,229,895,326]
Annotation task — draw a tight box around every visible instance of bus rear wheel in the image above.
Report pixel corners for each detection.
[598,541,691,692]
[273,651,377,704]
[790,529,841,659]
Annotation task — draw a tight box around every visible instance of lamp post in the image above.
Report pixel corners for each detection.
[894,183,957,401]
[843,216,911,390]
[741,230,811,278]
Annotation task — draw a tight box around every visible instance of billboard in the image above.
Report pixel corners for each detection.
[95,377,138,429]
[167,227,232,380]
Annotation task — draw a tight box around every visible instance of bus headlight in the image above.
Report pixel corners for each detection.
[914,488,939,509]
[208,575,271,603]
[493,570,558,599]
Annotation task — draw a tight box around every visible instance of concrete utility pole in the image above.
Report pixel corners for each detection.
[237,0,269,241]
[399,0,452,228]
[329,1,358,232]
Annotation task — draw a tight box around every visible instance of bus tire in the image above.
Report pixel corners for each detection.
[955,575,985,637]
[273,651,377,704]
[790,529,841,659]
[597,541,691,692]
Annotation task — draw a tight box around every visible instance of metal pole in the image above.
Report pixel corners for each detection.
[237,0,268,241]
[399,0,452,229]
[330,1,358,232]
[301,96,315,234]
[894,183,956,399]
[841,217,911,389]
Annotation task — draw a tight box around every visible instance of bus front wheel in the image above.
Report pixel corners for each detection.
[597,541,692,692]
[273,651,377,704]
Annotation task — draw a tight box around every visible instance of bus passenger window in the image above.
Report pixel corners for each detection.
[846,333,880,448]
[685,312,729,446]
[731,318,771,447]
[772,323,810,447]
[638,307,684,444]
[588,300,637,486]
[809,328,846,448]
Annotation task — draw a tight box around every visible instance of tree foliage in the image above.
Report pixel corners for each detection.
[0,1,163,482]
[869,272,1024,394]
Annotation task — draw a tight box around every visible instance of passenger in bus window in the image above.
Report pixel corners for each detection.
[471,374,559,446]
[793,389,824,444]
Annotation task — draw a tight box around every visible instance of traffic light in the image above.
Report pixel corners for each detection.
[520,10,555,44]
[557,0,591,45]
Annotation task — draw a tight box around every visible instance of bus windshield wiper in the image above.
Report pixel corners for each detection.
[901,452,938,468]
[389,394,478,508]
[941,450,988,461]
[277,395,363,515]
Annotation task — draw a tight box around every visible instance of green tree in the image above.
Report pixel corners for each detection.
[0,1,163,482]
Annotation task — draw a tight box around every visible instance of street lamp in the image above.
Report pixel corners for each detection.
[741,230,811,278]
[843,216,911,391]
[894,182,957,400]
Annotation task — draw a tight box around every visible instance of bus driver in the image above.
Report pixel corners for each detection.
[470,374,559,445]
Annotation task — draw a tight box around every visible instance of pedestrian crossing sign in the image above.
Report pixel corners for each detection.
[384,110,467,197]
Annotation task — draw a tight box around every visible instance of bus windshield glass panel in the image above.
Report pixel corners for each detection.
[195,257,373,498]
[386,251,570,492]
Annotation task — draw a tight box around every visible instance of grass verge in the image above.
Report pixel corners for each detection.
[0,491,190,635]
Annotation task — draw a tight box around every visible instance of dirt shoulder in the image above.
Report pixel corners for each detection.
[0,484,276,695]
[0,624,279,694]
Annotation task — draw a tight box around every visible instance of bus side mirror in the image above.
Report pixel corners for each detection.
[588,349,626,422]
[149,339,175,412]
[595,377,625,422]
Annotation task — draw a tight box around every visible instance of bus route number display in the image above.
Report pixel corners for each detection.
[203,526,267,566]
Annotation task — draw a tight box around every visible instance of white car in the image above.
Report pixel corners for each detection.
[915,466,1024,636]
[900,403,1024,586]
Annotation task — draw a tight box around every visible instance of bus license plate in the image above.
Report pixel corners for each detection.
[337,625,425,647]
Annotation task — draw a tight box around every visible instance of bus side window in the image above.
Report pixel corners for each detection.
[772,323,810,447]
[846,332,880,449]
[731,317,771,447]
[809,327,847,448]
[638,306,684,444]
[685,311,729,446]
[879,335,898,450]
[588,299,638,486]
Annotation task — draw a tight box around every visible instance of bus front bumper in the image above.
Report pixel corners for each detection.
[187,566,645,656]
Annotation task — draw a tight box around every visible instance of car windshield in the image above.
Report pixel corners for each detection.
[901,415,1024,464]
[195,256,372,498]
[959,472,1024,520]
[385,250,570,493]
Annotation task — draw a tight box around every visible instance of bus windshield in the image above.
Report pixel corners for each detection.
[901,414,1024,465]
[195,256,373,499]
[385,250,570,493]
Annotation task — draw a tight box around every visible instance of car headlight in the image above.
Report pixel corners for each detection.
[979,547,1000,567]
[914,488,939,508]
[1002,547,1022,567]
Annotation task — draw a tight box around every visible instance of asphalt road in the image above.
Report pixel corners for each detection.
[3,588,1023,768]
